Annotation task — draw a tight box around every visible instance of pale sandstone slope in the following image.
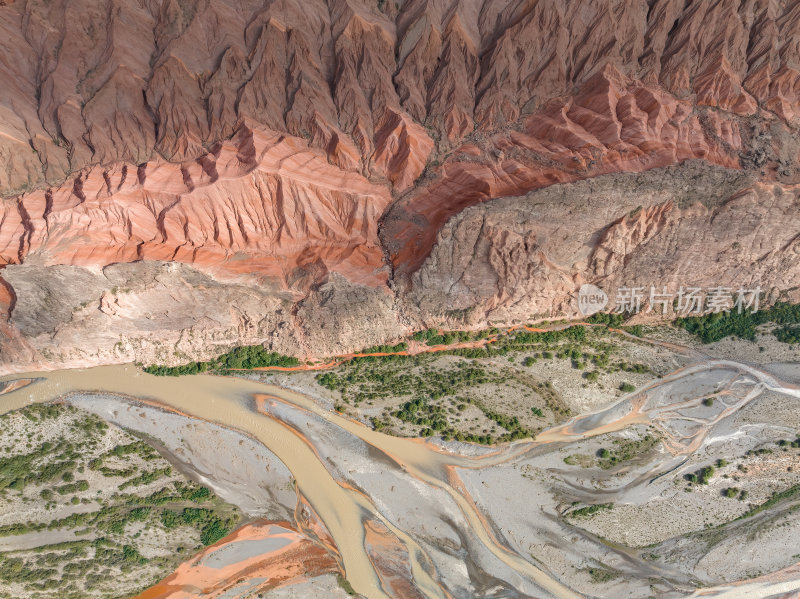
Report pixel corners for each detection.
[410,164,800,326]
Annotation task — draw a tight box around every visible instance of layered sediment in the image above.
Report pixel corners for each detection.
[0,0,799,372]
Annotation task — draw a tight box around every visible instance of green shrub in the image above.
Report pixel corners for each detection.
[567,503,613,518]
[697,466,715,484]
[676,302,800,343]
[775,325,800,344]
[144,345,300,376]
[625,325,643,337]
[122,545,147,565]
[199,518,229,546]
[160,510,180,529]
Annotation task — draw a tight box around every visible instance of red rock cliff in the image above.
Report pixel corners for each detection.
[0,0,798,370]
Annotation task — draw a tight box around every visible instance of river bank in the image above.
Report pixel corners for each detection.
[1,332,799,598]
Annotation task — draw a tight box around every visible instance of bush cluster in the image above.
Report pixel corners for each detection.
[144,345,299,375]
[676,302,800,343]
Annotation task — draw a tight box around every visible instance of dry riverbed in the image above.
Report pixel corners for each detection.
[0,325,799,598]
[0,403,241,599]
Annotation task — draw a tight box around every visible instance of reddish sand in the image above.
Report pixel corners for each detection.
[134,521,338,599]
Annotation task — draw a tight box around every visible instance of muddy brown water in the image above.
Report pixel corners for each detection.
[0,365,580,599]
[3,358,793,598]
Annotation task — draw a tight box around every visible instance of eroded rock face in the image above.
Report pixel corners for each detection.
[381,64,800,277]
[2,261,404,372]
[2,0,799,195]
[0,126,391,290]
[409,164,800,326]
[0,0,799,372]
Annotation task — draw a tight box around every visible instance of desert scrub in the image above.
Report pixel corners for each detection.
[567,503,614,518]
[774,324,800,344]
[336,573,357,595]
[118,466,172,491]
[596,433,659,469]
[411,328,490,346]
[356,342,408,354]
[733,484,800,521]
[317,356,493,405]
[391,395,534,444]
[563,454,594,467]
[625,325,644,337]
[162,507,234,546]
[310,324,652,443]
[584,312,628,327]
[586,564,620,583]
[0,403,241,599]
[316,354,547,443]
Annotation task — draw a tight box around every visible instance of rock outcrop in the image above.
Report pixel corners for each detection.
[3,0,798,195]
[0,0,799,372]
[0,126,391,290]
[409,163,800,326]
[382,62,800,277]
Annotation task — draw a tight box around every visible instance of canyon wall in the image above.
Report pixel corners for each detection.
[0,0,799,371]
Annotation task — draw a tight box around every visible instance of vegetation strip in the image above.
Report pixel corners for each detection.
[0,404,240,599]
[675,302,800,343]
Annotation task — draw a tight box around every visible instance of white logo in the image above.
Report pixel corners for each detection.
[578,284,608,316]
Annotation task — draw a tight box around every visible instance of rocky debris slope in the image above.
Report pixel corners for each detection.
[2,261,405,372]
[0,0,799,371]
[2,0,798,196]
